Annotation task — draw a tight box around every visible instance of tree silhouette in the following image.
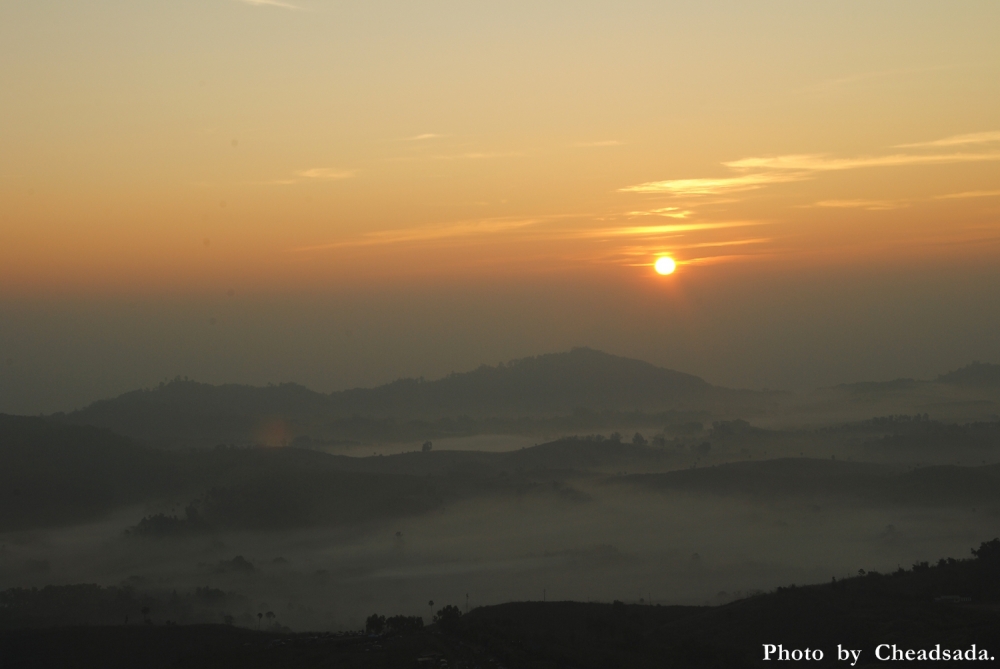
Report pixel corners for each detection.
[422,441,433,452]
[257,612,263,629]
[265,611,275,627]
[434,604,462,627]
[366,613,386,635]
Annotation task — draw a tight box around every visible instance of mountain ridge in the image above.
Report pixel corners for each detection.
[55,348,771,446]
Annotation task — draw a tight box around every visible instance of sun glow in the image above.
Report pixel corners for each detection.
[654,256,677,275]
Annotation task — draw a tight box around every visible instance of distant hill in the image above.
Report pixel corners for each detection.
[832,361,1000,395]
[0,418,676,533]
[333,347,718,416]
[0,414,176,531]
[938,362,1000,387]
[622,457,1000,507]
[57,348,770,447]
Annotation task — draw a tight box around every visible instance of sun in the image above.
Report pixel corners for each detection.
[654,256,677,275]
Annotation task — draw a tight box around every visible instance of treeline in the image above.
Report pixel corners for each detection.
[0,584,250,629]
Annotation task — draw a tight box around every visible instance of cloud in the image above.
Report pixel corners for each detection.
[626,207,692,219]
[620,172,806,195]
[802,66,956,96]
[724,152,1000,172]
[812,199,910,211]
[578,221,767,239]
[673,237,772,250]
[934,190,1000,200]
[296,168,355,180]
[292,217,544,251]
[405,133,445,141]
[238,0,301,9]
[895,131,1000,149]
[386,151,523,163]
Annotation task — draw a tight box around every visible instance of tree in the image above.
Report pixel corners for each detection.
[433,604,462,629]
[366,614,386,635]
[632,432,647,446]
[265,611,275,627]
[257,612,263,629]
[973,538,1000,564]
[609,432,622,444]
[422,441,433,452]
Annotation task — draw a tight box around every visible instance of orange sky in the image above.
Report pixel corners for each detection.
[1,1,999,412]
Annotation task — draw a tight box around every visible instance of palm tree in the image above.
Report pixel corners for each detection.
[257,612,263,630]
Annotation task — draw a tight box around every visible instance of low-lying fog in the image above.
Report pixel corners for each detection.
[325,434,544,458]
[2,480,994,632]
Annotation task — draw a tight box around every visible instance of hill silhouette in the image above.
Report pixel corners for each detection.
[56,348,770,447]
[0,415,176,531]
[832,361,1000,395]
[8,409,1000,534]
[622,456,1000,507]
[938,362,1000,387]
[4,540,1000,668]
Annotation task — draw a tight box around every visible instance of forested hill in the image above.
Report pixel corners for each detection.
[55,348,769,445]
[331,347,723,416]
[937,362,1000,387]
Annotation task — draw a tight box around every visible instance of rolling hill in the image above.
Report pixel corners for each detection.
[55,348,773,447]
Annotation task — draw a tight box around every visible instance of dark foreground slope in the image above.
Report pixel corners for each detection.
[455,541,1000,668]
[4,541,1000,669]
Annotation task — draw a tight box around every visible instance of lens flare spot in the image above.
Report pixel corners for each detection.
[654,256,677,275]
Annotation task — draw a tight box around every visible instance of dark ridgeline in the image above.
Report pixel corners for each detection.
[0,415,175,532]
[3,540,1000,668]
[50,348,773,447]
[5,411,1000,534]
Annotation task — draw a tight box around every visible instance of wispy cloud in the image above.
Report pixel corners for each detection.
[573,140,622,148]
[404,133,445,141]
[296,168,355,180]
[577,221,767,239]
[238,0,301,9]
[626,207,692,219]
[620,172,806,196]
[672,237,772,251]
[725,152,1000,172]
[934,189,1000,200]
[624,130,1000,200]
[444,152,521,160]
[895,131,1000,149]
[386,151,523,163]
[802,66,956,95]
[291,217,543,252]
[812,199,910,211]
[259,168,354,185]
